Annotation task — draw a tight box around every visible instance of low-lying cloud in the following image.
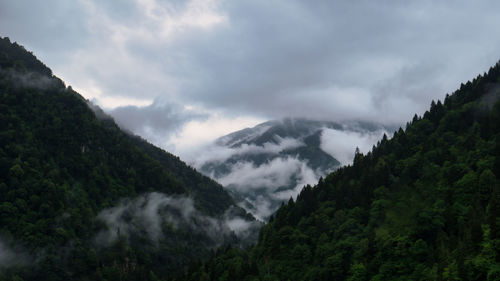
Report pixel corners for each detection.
[110,101,208,148]
[191,136,304,174]
[0,237,30,268]
[218,156,313,192]
[211,156,322,220]
[0,67,61,90]
[95,192,260,248]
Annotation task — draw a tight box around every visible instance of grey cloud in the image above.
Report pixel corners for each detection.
[110,101,208,147]
[0,0,88,57]
[0,68,62,90]
[237,195,274,222]
[87,0,142,22]
[0,237,30,268]
[95,192,225,246]
[3,0,500,136]
[478,83,500,111]
[170,0,500,123]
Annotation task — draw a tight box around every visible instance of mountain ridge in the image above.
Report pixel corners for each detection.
[0,37,257,281]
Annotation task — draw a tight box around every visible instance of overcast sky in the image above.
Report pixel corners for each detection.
[2,0,500,153]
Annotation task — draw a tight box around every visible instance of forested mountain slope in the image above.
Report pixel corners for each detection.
[180,62,500,280]
[0,37,254,281]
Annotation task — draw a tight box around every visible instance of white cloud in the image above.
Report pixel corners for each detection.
[217,156,307,191]
[188,136,304,170]
[273,160,318,201]
[320,128,387,165]
[214,156,322,220]
[135,0,227,37]
[168,114,265,158]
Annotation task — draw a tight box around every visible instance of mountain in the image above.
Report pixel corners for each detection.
[195,118,389,220]
[180,63,500,279]
[0,37,258,281]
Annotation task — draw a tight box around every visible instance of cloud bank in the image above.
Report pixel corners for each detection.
[95,192,260,247]
[109,101,208,148]
[3,0,500,156]
[2,1,500,137]
[218,156,313,193]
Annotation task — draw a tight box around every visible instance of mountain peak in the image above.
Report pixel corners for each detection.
[196,117,389,220]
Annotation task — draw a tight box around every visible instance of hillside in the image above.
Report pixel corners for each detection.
[179,62,500,280]
[0,37,255,281]
[196,118,388,220]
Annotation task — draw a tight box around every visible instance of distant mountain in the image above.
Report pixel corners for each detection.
[0,37,258,281]
[196,118,390,220]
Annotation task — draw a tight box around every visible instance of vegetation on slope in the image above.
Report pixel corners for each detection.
[0,37,247,281]
[178,62,500,280]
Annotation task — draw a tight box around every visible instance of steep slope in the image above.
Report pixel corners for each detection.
[196,118,388,220]
[0,37,255,281]
[180,62,500,280]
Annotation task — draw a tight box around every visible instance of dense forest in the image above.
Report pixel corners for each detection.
[0,37,254,281]
[175,64,500,279]
[2,36,500,281]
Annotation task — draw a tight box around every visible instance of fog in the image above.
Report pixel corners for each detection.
[95,192,261,248]
[0,237,30,268]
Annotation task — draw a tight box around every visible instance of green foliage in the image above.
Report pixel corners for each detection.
[180,61,500,280]
[3,35,500,280]
[0,37,241,280]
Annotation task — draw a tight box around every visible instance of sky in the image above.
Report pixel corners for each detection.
[2,0,500,155]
